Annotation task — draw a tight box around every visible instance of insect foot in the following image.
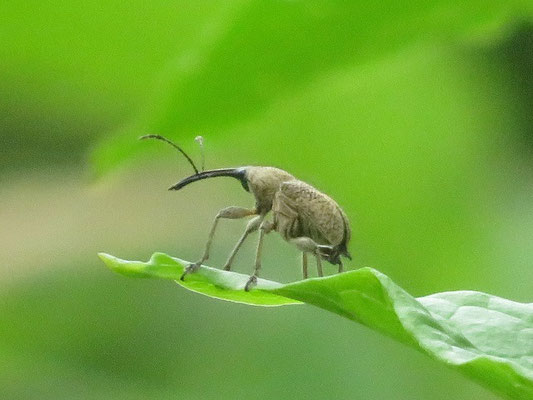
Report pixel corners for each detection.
[244,275,258,291]
[180,261,202,281]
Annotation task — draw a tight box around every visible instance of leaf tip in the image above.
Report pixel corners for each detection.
[98,252,115,268]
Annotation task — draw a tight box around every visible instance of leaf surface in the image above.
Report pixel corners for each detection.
[99,252,533,400]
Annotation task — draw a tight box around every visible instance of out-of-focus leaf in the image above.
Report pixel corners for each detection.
[100,252,533,400]
[91,0,533,176]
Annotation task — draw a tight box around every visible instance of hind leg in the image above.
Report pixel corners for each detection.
[289,237,330,277]
[301,252,308,279]
[338,259,344,273]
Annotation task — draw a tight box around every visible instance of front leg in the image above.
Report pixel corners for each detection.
[181,206,256,280]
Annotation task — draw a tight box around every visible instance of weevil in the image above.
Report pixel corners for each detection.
[141,135,351,291]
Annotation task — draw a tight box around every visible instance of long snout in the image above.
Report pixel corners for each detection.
[168,168,249,191]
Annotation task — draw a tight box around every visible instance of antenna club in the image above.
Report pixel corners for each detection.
[195,135,206,172]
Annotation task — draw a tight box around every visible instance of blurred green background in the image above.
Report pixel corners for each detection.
[1,1,533,399]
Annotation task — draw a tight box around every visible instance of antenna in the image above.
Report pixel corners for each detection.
[139,134,199,175]
[195,135,205,172]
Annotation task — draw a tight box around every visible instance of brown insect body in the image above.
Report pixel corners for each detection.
[171,166,351,290]
[141,135,351,291]
[272,179,351,265]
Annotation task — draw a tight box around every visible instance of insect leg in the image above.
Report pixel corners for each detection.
[222,215,264,271]
[302,252,308,279]
[245,220,274,291]
[180,207,256,280]
[315,254,323,277]
[289,237,324,277]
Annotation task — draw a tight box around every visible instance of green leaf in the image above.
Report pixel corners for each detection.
[91,1,533,176]
[99,252,533,400]
[99,252,299,306]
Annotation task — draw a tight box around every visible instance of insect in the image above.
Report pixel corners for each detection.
[141,135,351,291]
